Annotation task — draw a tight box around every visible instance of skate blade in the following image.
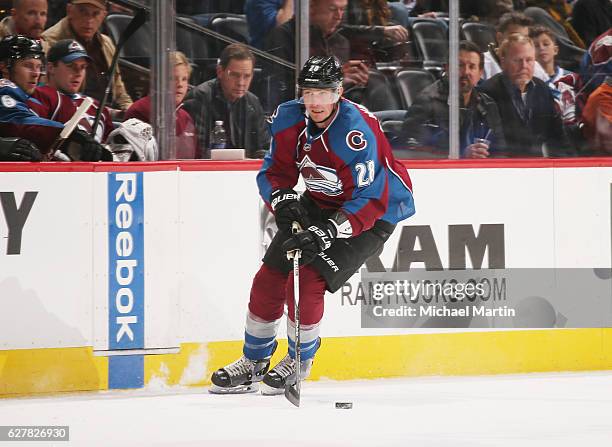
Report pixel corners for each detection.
[209,383,259,394]
[260,382,285,396]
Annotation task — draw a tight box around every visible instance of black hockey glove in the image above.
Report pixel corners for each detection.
[0,137,42,162]
[65,130,113,162]
[282,221,337,265]
[270,188,310,232]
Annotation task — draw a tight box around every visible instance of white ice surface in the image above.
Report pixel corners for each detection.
[1,372,611,447]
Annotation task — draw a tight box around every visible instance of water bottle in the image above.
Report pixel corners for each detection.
[210,121,227,149]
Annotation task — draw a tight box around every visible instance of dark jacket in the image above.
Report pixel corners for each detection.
[479,73,572,157]
[264,17,351,63]
[400,78,506,156]
[183,79,270,159]
[264,18,351,105]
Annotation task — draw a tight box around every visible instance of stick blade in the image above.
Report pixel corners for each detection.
[284,382,300,407]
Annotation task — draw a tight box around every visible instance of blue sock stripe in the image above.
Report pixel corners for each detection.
[243,331,277,360]
[244,331,275,346]
[287,337,320,361]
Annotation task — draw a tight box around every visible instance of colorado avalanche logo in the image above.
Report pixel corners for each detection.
[297,155,343,196]
[69,41,86,52]
[346,130,367,151]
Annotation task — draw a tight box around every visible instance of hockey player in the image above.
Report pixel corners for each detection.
[210,56,415,395]
[31,38,113,143]
[0,34,110,160]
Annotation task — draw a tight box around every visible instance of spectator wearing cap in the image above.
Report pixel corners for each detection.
[42,0,133,116]
[0,0,50,52]
[30,38,114,142]
[125,51,201,159]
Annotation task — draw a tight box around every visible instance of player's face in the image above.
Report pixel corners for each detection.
[310,0,347,37]
[533,33,558,66]
[49,58,88,94]
[13,0,48,39]
[174,63,189,105]
[67,3,107,42]
[302,87,341,127]
[216,58,254,103]
[12,57,43,94]
[458,50,482,95]
[501,42,535,91]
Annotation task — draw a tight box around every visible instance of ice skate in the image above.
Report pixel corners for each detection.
[260,353,315,395]
[209,342,277,394]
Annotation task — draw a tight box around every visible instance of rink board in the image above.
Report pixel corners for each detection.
[1,159,612,395]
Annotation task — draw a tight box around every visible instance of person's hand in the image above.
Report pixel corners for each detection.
[419,11,438,18]
[271,188,310,232]
[281,221,336,265]
[342,60,369,87]
[66,130,113,161]
[383,25,409,42]
[0,137,42,162]
[465,141,490,158]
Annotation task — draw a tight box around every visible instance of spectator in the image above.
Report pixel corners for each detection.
[399,40,506,158]
[265,0,378,105]
[42,0,133,116]
[524,1,586,48]
[125,51,201,159]
[0,35,110,160]
[483,12,549,81]
[245,0,294,49]
[574,29,612,117]
[530,26,574,85]
[581,76,612,154]
[0,0,50,52]
[340,0,410,66]
[480,34,571,157]
[571,0,612,47]
[530,25,577,124]
[31,39,113,142]
[183,43,270,159]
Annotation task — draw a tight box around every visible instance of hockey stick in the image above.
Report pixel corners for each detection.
[49,97,94,159]
[285,221,302,407]
[91,7,147,137]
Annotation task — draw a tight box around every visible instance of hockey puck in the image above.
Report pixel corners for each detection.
[335,402,353,409]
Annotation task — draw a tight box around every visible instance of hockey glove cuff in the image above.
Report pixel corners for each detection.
[271,188,309,232]
[0,137,42,162]
[282,221,337,265]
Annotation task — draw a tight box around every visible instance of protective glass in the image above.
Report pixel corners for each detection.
[300,88,340,105]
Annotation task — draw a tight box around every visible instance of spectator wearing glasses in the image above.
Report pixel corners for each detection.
[183,43,270,159]
[42,0,133,117]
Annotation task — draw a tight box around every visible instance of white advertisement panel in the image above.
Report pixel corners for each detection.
[2,163,611,351]
[0,172,95,349]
